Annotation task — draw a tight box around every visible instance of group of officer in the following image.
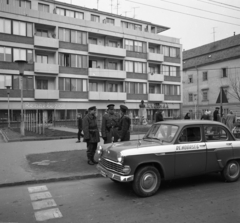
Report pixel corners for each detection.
[82,104,131,165]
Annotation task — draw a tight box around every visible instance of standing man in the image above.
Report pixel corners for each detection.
[118,105,131,142]
[155,110,164,122]
[101,104,119,144]
[76,113,83,143]
[83,106,100,165]
[225,110,236,132]
[213,107,220,121]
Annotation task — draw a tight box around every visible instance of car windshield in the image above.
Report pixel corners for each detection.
[144,124,179,143]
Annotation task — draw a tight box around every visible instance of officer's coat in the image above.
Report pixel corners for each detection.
[83,114,100,143]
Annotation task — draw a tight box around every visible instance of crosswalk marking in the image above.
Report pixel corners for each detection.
[35,208,63,221]
[30,191,52,201]
[28,185,63,221]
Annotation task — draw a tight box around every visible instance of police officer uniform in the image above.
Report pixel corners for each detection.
[83,106,100,165]
[118,105,131,141]
[101,104,119,144]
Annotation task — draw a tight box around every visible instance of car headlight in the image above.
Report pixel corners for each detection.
[117,153,124,163]
[122,165,131,175]
[97,145,103,156]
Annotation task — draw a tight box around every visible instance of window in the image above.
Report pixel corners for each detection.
[59,28,87,44]
[59,53,87,68]
[149,47,154,53]
[204,125,228,141]
[66,10,74,18]
[0,18,11,34]
[38,3,49,12]
[170,48,177,57]
[12,75,33,90]
[222,68,228,78]
[91,15,100,22]
[56,8,65,16]
[163,46,169,57]
[121,21,142,31]
[163,46,179,58]
[126,82,147,94]
[189,93,193,102]
[203,72,208,81]
[36,29,48,37]
[149,84,161,94]
[202,90,208,101]
[89,38,97,45]
[36,55,48,64]
[223,87,228,99]
[188,75,193,83]
[151,26,156,33]
[0,47,12,62]
[108,41,117,48]
[0,75,12,89]
[75,12,84,20]
[125,40,134,51]
[36,79,48,89]
[13,20,32,37]
[134,41,143,52]
[14,0,31,8]
[106,18,114,25]
[163,65,170,76]
[125,61,133,72]
[56,7,84,19]
[108,62,117,70]
[135,24,142,31]
[179,127,201,142]
[13,48,32,63]
[170,66,177,76]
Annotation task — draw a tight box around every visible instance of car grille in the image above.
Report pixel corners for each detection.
[99,158,124,175]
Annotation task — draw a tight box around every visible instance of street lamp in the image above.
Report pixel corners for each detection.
[194,94,197,120]
[5,83,11,128]
[15,60,27,136]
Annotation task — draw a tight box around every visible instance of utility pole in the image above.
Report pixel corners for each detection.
[132,7,139,18]
[211,27,217,42]
[195,66,199,119]
[124,11,130,17]
[97,0,99,10]
[110,0,113,13]
[116,0,120,15]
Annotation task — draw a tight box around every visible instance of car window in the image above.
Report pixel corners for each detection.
[204,125,228,141]
[178,127,201,143]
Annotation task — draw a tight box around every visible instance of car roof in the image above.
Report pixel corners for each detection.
[155,120,227,128]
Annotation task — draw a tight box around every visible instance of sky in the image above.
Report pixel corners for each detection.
[58,0,240,50]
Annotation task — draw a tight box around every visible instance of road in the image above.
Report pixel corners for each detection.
[0,174,240,223]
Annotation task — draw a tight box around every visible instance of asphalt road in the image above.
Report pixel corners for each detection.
[0,174,240,223]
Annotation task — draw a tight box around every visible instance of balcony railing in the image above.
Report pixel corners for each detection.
[34,36,59,48]
[88,44,126,57]
[148,52,164,62]
[89,68,126,79]
[148,93,164,101]
[89,92,126,100]
[148,73,164,82]
[34,63,59,74]
[35,90,59,100]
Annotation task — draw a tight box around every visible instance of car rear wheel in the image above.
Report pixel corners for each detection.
[132,166,161,197]
[222,160,240,182]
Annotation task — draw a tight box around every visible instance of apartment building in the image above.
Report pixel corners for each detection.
[0,0,182,125]
[182,33,240,119]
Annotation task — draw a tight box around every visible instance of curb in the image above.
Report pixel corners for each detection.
[0,173,103,188]
[7,135,76,142]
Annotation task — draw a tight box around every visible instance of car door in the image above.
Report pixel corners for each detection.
[204,124,234,172]
[175,125,207,177]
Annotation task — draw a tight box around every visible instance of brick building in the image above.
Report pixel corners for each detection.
[0,0,182,126]
[182,33,240,119]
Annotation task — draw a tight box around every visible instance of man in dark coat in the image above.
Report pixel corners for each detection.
[155,110,164,122]
[101,104,119,144]
[213,107,220,121]
[83,106,100,165]
[117,105,131,142]
[76,113,83,143]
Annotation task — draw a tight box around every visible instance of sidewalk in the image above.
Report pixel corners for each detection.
[0,131,144,188]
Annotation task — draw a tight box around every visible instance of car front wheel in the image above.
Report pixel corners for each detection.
[132,166,161,197]
[222,160,240,182]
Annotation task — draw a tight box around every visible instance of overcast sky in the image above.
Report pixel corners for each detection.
[58,0,240,50]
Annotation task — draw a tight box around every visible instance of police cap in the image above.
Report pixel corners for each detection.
[107,104,115,109]
[88,106,96,111]
[120,105,128,112]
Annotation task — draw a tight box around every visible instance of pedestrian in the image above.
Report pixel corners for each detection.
[184,112,191,119]
[117,105,131,142]
[76,113,83,143]
[101,104,119,144]
[155,110,164,122]
[201,110,210,120]
[83,106,100,165]
[225,110,236,132]
[213,107,220,122]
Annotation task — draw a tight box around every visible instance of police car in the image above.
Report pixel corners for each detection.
[96,120,240,197]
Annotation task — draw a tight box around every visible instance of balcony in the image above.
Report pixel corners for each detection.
[34,36,59,49]
[89,92,126,101]
[148,73,164,82]
[148,93,164,101]
[34,63,59,74]
[89,68,126,79]
[35,90,59,100]
[88,44,126,57]
[148,52,164,62]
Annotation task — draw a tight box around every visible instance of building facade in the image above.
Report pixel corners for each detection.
[182,34,240,119]
[0,0,182,126]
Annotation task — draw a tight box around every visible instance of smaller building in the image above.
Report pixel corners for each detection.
[182,33,240,119]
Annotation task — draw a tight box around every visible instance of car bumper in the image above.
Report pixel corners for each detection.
[97,164,134,182]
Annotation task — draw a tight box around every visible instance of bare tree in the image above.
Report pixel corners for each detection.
[228,72,240,102]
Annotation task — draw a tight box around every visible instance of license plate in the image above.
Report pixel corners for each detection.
[100,170,107,178]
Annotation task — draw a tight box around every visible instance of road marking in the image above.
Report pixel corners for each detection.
[30,192,52,201]
[35,208,62,221]
[32,199,57,210]
[28,185,48,193]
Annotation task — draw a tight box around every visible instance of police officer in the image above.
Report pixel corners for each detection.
[101,104,119,144]
[83,106,100,165]
[118,105,131,141]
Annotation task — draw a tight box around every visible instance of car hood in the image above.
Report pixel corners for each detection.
[99,139,171,162]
